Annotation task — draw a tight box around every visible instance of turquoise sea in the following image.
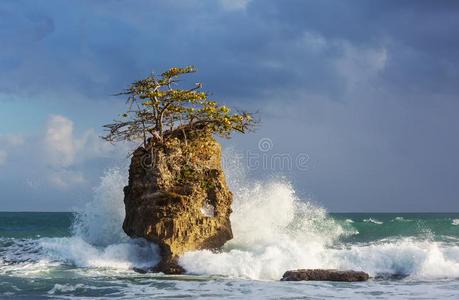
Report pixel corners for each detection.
[1,170,459,299]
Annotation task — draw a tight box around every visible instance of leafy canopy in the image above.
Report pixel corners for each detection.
[103,66,255,147]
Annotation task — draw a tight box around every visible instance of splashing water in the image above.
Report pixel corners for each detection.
[180,178,347,279]
[71,168,128,245]
[2,154,459,291]
[179,150,459,280]
[37,168,160,271]
[51,159,458,281]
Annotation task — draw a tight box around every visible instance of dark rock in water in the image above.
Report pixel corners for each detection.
[132,267,148,274]
[133,261,185,275]
[152,259,186,275]
[281,269,370,282]
[123,133,233,274]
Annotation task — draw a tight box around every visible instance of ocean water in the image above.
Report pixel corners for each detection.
[1,169,459,299]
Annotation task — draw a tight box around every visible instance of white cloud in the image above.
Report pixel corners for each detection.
[44,114,121,167]
[219,0,250,11]
[45,115,77,167]
[0,115,127,190]
[76,128,122,160]
[0,150,7,166]
[42,114,127,189]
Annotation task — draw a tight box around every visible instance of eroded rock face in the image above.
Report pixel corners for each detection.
[281,269,370,282]
[122,133,233,274]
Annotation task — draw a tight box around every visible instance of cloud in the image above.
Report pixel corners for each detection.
[45,115,77,167]
[0,150,7,166]
[0,134,25,146]
[2,0,459,211]
[0,134,25,167]
[44,114,121,168]
[41,114,127,189]
[76,128,125,161]
[219,0,250,11]
[335,44,388,90]
[2,0,457,102]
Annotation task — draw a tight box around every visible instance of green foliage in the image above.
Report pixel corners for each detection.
[103,66,256,146]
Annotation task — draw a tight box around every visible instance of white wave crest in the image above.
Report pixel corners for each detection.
[48,283,86,295]
[393,216,412,223]
[334,239,459,280]
[363,218,384,225]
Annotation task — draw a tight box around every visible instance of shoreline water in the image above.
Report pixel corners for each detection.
[1,169,459,298]
[1,211,459,298]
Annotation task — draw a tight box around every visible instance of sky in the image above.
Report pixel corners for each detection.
[1,0,459,212]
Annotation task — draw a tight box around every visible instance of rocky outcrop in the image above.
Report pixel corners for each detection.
[281,269,370,282]
[122,133,233,274]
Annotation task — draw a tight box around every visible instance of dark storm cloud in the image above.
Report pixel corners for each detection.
[2,0,459,98]
[1,0,459,211]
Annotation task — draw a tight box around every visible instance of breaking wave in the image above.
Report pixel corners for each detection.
[42,168,160,270]
[2,158,459,282]
[179,151,459,280]
[180,175,459,280]
[0,168,159,276]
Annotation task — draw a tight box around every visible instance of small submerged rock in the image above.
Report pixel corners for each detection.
[133,261,185,275]
[281,269,370,282]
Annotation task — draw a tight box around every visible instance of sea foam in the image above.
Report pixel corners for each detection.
[179,152,459,280]
[180,177,459,280]
[39,168,160,271]
[8,156,459,281]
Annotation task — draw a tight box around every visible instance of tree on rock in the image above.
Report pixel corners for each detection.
[103,66,255,147]
[102,66,256,274]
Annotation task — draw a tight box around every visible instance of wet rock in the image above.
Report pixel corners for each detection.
[123,133,233,274]
[132,267,148,274]
[281,269,370,282]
